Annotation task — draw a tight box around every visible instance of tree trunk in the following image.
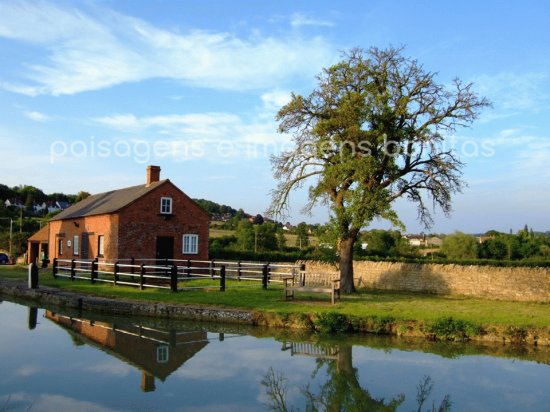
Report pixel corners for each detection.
[339,237,355,293]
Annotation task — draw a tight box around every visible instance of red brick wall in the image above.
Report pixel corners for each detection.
[48,214,119,261]
[117,181,209,261]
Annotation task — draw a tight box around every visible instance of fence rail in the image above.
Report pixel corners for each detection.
[52,258,305,293]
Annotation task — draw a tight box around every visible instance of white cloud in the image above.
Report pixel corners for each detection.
[0,1,333,95]
[290,13,334,28]
[24,111,51,122]
[93,112,290,162]
[473,72,549,114]
[86,362,132,377]
[261,90,291,112]
[15,364,41,377]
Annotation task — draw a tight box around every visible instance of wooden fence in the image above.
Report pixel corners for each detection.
[52,258,305,292]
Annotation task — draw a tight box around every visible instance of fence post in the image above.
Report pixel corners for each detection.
[91,258,98,284]
[52,258,58,278]
[220,265,226,292]
[170,265,178,292]
[70,259,76,281]
[131,257,135,274]
[140,264,145,290]
[237,261,241,282]
[262,265,268,290]
[114,262,119,285]
[187,259,191,277]
[28,263,39,289]
[209,260,214,278]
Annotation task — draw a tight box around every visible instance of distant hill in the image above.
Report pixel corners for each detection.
[192,198,238,220]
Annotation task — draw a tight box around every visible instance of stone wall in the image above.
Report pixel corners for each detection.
[301,260,550,302]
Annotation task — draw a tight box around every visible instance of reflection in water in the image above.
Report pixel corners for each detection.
[3,300,544,411]
[44,310,210,392]
[264,342,451,412]
[28,306,38,330]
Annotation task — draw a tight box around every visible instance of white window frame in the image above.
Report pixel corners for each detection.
[160,197,173,215]
[182,234,199,254]
[98,235,104,257]
[58,239,63,256]
[73,235,79,256]
[157,345,169,363]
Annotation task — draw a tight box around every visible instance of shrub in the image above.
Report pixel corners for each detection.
[427,317,483,342]
[314,312,351,334]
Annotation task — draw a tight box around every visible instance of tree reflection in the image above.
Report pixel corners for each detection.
[415,375,452,412]
[262,343,452,412]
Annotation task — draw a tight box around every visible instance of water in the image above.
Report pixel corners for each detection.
[0,299,549,412]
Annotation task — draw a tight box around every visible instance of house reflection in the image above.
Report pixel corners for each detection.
[45,311,208,392]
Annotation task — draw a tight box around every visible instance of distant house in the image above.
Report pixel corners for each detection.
[46,200,71,214]
[33,202,48,214]
[404,234,426,247]
[45,166,209,262]
[477,236,492,244]
[4,198,24,210]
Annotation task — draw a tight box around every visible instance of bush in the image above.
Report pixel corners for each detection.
[427,317,483,341]
[314,312,351,334]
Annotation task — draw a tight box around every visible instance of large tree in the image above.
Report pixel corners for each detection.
[268,47,489,293]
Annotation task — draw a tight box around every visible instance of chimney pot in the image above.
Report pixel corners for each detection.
[146,165,161,186]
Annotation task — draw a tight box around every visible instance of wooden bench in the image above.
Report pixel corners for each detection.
[283,272,341,304]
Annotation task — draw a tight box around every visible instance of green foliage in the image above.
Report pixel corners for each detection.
[295,222,310,249]
[210,248,314,262]
[255,222,278,252]
[440,232,478,259]
[236,220,255,250]
[478,237,508,259]
[314,312,351,334]
[193,198,237,217]
[276,229,287,251]
[428,317,483,341]
[360,229,419,258]
[209,235,238,254]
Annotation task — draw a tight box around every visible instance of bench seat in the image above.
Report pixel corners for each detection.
[283,273,341,304]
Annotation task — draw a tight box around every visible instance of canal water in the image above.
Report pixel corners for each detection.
[0,299,548,412]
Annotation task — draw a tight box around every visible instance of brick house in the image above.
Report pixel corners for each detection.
[47,166,209,262]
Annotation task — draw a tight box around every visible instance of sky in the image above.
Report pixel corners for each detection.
[0,0,549,234]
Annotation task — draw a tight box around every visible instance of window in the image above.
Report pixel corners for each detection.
[157,345,169,363]
[182,234,198,254]
[98,235,104,257]
[58,239,63,255]
[160,197,172,214]
[73,235,79,256]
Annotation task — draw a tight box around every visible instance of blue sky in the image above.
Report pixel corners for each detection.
[0,0,549,233]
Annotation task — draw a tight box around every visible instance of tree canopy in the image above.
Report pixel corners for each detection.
[269,46,489,292]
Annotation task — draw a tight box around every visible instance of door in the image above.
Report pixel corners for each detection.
[81,233,89,259]
[156,236,174,264]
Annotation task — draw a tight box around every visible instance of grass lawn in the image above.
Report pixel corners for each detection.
[1,265,549,328]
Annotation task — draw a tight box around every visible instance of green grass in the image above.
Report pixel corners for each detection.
[1,265,549,328]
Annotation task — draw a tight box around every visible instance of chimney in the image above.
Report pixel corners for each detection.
[146,165,161,186]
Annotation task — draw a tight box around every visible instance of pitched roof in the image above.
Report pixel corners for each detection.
[28,224,49,242]
[50,180,168,221]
